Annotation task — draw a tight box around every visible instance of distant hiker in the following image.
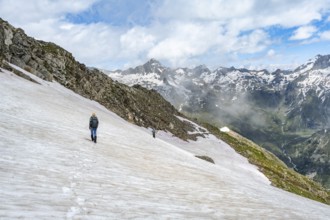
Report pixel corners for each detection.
[152,128,156,138]
[89,113,99,143]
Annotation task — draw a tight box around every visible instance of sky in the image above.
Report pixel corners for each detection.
[0,0,330,71]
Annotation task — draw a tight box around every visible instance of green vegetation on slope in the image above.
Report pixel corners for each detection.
[201,122,330,205]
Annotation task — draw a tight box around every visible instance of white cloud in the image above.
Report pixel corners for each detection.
[0,0,98,24]
[120,27,155,57]
[147,22,223,66]
[0,0,330,70]
[267,49,276,57]
[232,30,270,53]
[155,0,329,29]
[155,0,254,22]
[320,30,330,40]
[147,22,270,67]
[16,19,122,67]
[290,25,318,40]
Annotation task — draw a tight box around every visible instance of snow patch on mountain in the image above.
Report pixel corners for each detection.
[220,127,231,132]
[107,70,164,88]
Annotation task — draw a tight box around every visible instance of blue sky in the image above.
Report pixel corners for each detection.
[0,0,330,71]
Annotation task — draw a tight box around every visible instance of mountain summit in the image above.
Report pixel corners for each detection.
[310,54,330,70]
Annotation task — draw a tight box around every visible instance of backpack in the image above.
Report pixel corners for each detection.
[90,116,99,128]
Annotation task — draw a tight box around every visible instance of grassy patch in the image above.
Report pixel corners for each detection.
[41,42,59,55]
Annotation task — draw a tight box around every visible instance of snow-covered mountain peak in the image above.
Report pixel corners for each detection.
[105,54,330,100]
[214,66,227,72]
[287,55,330,98]
[193,64,209,72]
[312,54,330,70]
[145,58,162,67]
[295,54,330,73]
[175,68,186,75]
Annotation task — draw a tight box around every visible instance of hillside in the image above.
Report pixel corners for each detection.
[1,64,330,219]
[106,56,330,189]
[0,18,198,141]
[202,123,330,205]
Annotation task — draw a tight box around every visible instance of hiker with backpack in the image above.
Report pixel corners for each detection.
[89,113,99,143]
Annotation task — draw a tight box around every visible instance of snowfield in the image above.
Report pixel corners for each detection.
[0,66,330,219]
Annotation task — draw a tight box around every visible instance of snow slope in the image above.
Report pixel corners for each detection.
[0,66,330,219]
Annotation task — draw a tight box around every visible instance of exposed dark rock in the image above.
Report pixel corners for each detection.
[195,155,215,164]
[1,60,40,84]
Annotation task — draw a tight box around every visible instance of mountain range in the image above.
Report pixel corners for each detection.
[105,55,330,189]
[2,58,330,218]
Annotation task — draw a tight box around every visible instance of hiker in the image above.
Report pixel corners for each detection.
[89,113,99,143]
[152,128,156,138]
